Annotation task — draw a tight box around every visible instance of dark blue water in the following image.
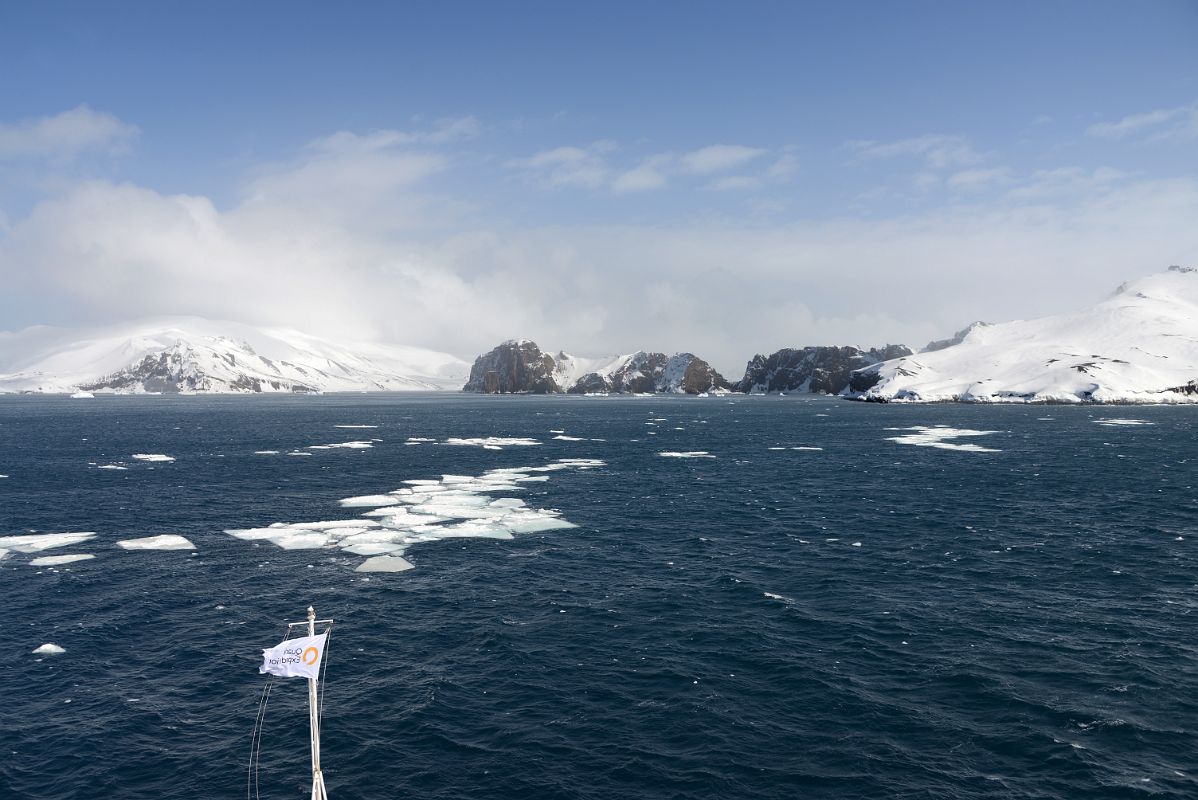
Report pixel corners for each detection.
[1,394,1195,799]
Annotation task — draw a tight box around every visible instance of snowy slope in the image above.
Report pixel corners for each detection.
[0,317,469,393]
[850,266,1198,404]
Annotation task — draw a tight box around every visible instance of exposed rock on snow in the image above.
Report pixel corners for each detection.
[0,317,468,394]
[850,267,1198,404]
[735,344,911,394]
[463,339,729,394]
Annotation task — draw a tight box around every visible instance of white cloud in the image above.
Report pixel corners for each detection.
[1087,103,1198,142]
[679,144,767,174]
[505,144,611,188]
[0,105,139,160]
[3,120,1196,379]
[612,155,671,193]
[850,134,983,169]
[765,153,799,180]
[946,167,1012,191]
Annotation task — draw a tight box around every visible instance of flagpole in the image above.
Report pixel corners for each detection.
[307,605,327,800]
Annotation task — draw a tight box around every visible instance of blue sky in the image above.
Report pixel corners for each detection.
[1,1,1197,370]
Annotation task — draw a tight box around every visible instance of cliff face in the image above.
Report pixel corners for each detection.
[463,340,562,393]
[735,345,912,394]
[569,351,730,394]
[463,342,730,394]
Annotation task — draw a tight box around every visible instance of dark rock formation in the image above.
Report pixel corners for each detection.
[735,345,912,394]
[923,322,991,353]
[463,342,730,394]
[569,352,730,394]
[463,340,561,394]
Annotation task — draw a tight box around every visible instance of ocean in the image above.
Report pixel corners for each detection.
[1,393,1195,799]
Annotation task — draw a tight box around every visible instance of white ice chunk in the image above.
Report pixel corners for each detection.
[338,495,401,508]
[658,451,716,459]
[70,391,95,399]
[443,437,541,448]
[132,453,175,462]
[308,440,373,450]
[552,435,585,441]
[254,450,280,455]
[355,555,415,573]
[30,553,95,566]
[0,532,97,553]
[885,426,1002,453]
[116,535,195,550]
[33,643,66,655]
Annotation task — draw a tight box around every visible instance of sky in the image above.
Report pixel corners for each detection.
[1,0,1197,374]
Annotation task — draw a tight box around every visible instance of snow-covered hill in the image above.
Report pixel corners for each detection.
[0,318,469,394]
[850,266,1198,404]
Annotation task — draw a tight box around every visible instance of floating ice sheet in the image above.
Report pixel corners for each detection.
[224,458,603,572]
[658,451,716,459]
[884,426,1002,453]
[443,437,541,448]
[117,535,195,550]
[308,440,374,450]
[132,453,175,462]
[1094,418,1154,426]
[0,532,97,553]
[30,553,95,566]
[33,643,66,655]
[334,425,378,429]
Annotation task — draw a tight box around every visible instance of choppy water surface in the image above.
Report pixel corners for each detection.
[1,394,1195,799]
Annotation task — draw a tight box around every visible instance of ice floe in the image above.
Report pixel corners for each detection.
[552,435,585,441]
[334,425,378,429]
[33,643,66,655]
[70,391,95,399]
[254,450,280,455]
[0,474,8,478]
[30,553,95,566]
[0,532,97,552]
[98,464,128,470]
[1094,418,1154,426]
[884,426,1002,453]
[308,440,374,450]
[658,451,716,459]
[116,535,195,550]
[443,437,541,449]
[132,453,175,462]
[224,458,604,571]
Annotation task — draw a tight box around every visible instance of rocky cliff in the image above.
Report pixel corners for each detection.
[735,344,912,394]
[463,341,729,394]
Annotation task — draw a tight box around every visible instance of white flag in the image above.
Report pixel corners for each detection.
[260,632,327,679]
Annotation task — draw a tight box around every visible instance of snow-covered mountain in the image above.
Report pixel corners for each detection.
[850,266,1198,404]
[0,318,469,394]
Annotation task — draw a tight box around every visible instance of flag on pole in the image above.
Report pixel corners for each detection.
[260,632,327,679]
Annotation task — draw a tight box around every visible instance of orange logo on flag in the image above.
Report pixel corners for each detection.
[303,646,320,665]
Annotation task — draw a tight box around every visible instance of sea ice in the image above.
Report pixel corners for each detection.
[132,453,175,462]
[658,451,716,459]
[224,458,603,572]
[338,495,401,508]
[443,437,541,448]
[308,441,373,450]
[0,532,97,552]
[1094,418,1154,426]
[254,450,280,455]
[552,435,585,441]
[334,425,378,429]
[32,643,66,655]
[355,555,415,573]
[884,426,1002,453]
[116,535,195,550]
[30,553,95,566]
[70,391,95,399]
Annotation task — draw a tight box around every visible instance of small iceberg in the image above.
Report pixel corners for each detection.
[355,555,415,573]
[70,391,95,399]
[30,553,95,566]
[116,535,195,551]
[33,643,66,655]
[132,453,175,463]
